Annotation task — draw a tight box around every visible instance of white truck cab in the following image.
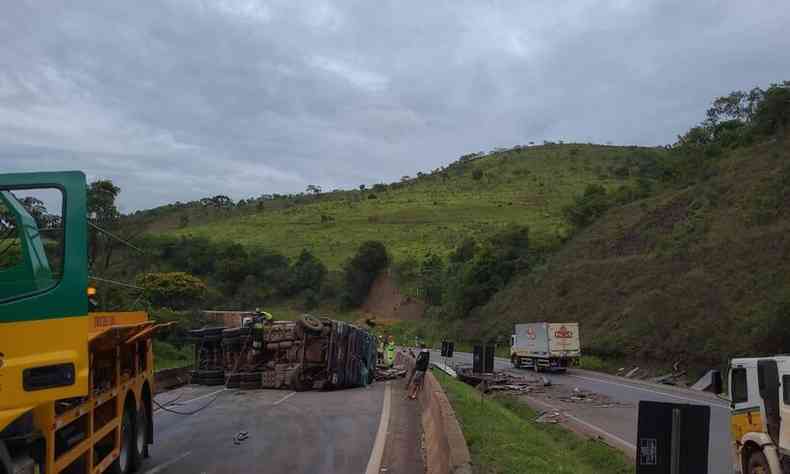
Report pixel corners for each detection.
[729,356,790,473]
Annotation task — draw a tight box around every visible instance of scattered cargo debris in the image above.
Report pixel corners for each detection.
[535,411,563,423]
[652,370,687,386]
[376,366,407,381]
[624,366,640,378]
[458,367,545,395]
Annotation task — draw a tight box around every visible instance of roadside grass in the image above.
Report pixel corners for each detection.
[144,144,648,269]
[153,340,193,370]
[434,370,632,474]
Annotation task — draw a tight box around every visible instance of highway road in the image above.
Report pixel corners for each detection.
[435,350,733,474]
[140,383,386,474]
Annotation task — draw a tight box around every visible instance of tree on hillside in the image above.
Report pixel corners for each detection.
[419,253,444,306]
[286,249,327,296]
[306,184,322,195]
[341,241,389,308]
[200,195,234,209]
[449,238,476,264]
[137,272,207,309]
[87,180,123,271]
[562,184,611,228]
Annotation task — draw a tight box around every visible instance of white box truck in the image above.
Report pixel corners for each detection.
[510,322,581,372]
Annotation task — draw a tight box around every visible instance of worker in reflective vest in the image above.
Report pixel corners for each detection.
[385,336,396,368]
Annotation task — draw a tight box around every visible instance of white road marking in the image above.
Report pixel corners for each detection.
[172,388,227,406]
[524,396,636,453]
[365,382,392,474]
[273,391,296,406]
[563,412,636,451]
[566,374,730,410]
[143,451,192,474]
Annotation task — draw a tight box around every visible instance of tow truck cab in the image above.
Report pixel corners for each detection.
[1,171,158,474]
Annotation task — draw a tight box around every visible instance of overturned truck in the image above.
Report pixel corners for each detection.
[190,315,377,391]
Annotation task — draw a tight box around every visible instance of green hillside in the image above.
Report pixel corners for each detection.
[136,144,663,269]
[476,136,790,368]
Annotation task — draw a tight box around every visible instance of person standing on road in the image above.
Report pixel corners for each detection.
[377,336,385,365]
[408,344,430,400]
[385,336,396,368]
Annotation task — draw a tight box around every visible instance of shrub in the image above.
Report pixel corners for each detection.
[137,272,207,309]
[562,184,611,228]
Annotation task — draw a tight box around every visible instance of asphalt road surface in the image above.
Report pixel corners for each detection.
[141,382,385,474]
[434,350,733,474]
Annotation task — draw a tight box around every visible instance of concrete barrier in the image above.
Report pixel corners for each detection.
[397,352,472,474]
[154,366,190,391]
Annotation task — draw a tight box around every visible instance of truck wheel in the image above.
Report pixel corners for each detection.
[132,402,150,469]
[511,355,520,368]
[110,406,136,474]
[747,451,770,474]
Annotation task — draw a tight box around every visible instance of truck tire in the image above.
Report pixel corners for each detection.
[300,314,323,333]
[511,355,520,368]
[110,405,136,474]
[132,402,149,470]
[747,451,770,474]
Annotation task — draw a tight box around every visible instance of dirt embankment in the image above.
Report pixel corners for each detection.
[361,272,425,322]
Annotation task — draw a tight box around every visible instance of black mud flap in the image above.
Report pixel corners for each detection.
[636,401,710,474]
[758,359,781,444]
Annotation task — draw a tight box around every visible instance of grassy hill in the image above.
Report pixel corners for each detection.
[134,144,664,269]
[476,136,790,369]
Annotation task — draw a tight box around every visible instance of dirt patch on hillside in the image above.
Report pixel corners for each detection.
[361,272,425,321]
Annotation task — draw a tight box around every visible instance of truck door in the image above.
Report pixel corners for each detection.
[758,359,781,443]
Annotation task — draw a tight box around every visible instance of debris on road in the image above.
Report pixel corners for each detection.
[652,370,687,385]
[624,366,640,378]
[233,431,249,445]
[535,411,563,424]
[376,366,407,381]
[458,367,547,395]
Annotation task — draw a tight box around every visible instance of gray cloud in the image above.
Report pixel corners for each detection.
[1,0,788,210]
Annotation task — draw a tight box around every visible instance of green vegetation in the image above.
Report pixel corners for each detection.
[105,79,790,372]
[434,370,631,474]
[152,340,192,370]
[134,144,654,269]
[475,81,790,369]
[137,272,207,309]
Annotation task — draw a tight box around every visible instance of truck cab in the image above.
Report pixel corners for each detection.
[1,171,158,474]
[728,356,790,474]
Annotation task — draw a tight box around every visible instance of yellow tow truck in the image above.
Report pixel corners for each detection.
[1,171,163,474]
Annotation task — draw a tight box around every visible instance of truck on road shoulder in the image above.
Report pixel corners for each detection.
[510,322,580,372]
[726,356,790,474]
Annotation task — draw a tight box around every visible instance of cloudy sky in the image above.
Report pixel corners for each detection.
[1,1,788,211]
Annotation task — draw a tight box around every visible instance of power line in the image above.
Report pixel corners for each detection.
[88,221,146,254]
[89,275,144,290]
